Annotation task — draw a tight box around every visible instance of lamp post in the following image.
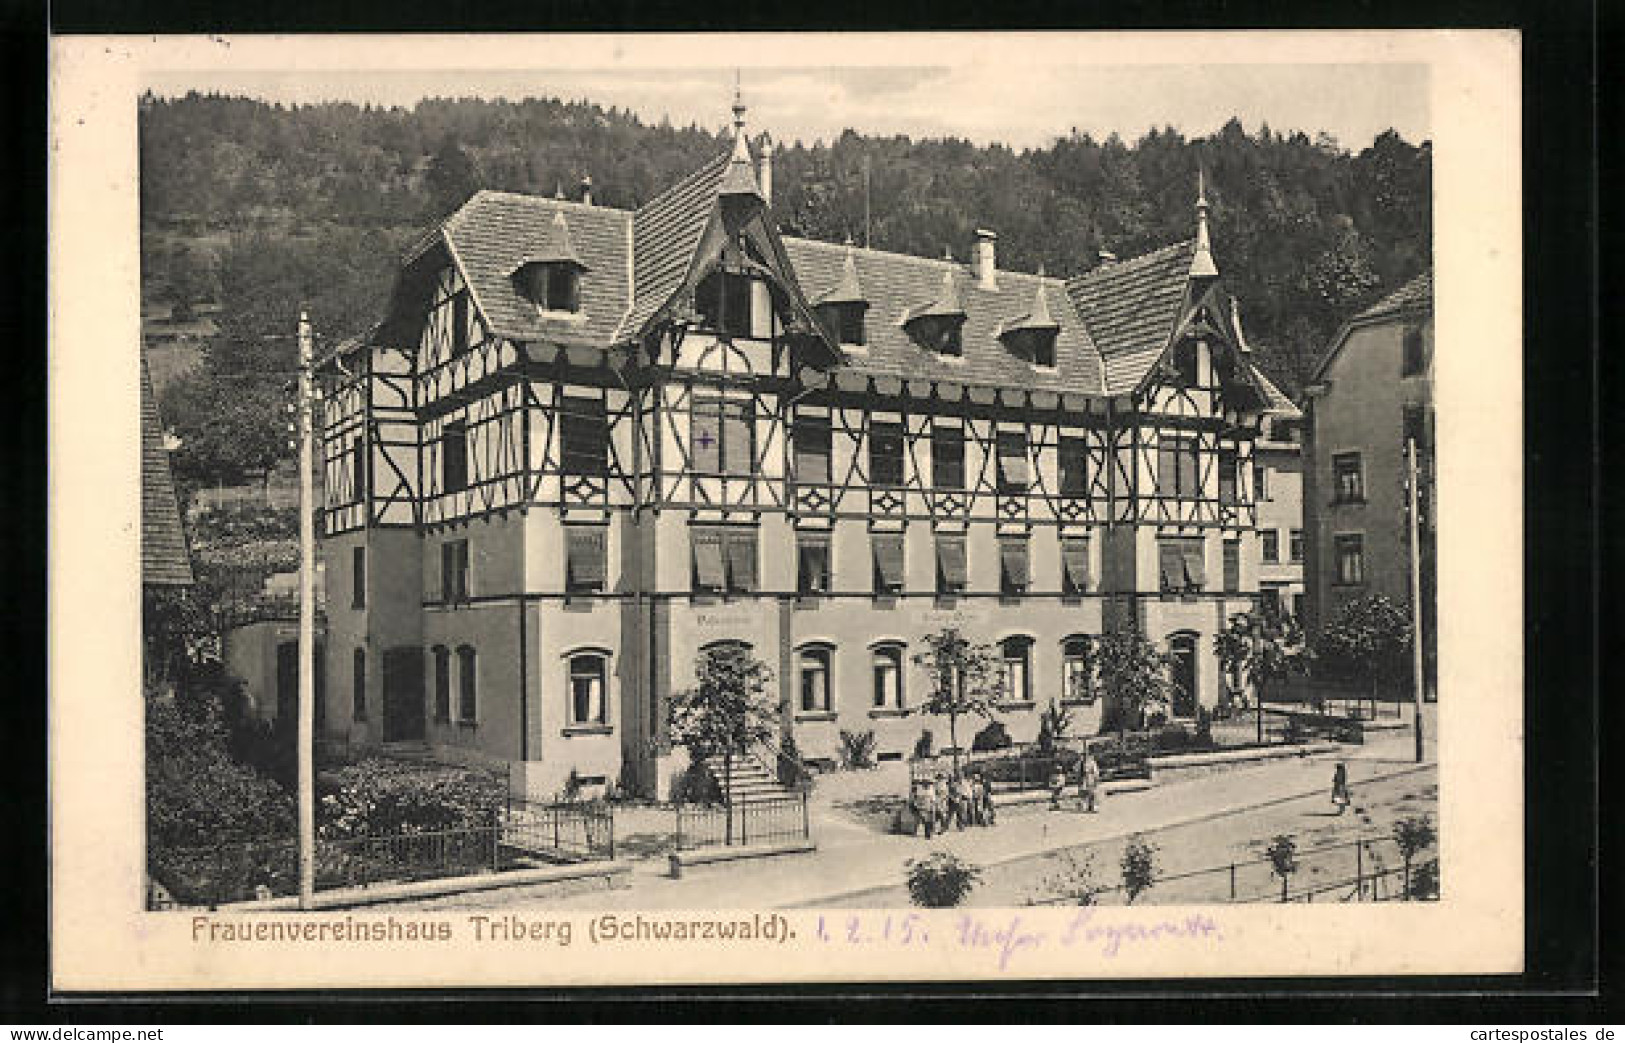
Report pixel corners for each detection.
[1405,436,1426,763]
[297,311,316,908]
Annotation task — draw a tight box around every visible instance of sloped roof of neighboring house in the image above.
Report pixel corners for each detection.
[141,357,194,586]
[438,192,632,347]
[1352,267,1432,323]
[1065,239,1196,394]
[784,237,1104,395]
[1311,267,1433,382]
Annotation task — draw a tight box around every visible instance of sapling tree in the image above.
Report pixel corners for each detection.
[1392,814,1436,900]
[1120,834,1159,905]
[906,852,982,908]
[1265,834,1300,902]
[667,643,777,843]
[913,628,1001,777]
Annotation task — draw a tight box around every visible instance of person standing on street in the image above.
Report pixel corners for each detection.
[1331,761,1351,815]
[1079,750,1103,813]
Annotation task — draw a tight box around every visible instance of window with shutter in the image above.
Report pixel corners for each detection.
[1059,436,1088,495]
[1335,533,1366,585]
[1181,543,1207,589]
[352,648,366,721]
[1262,530,1280,563]
[1219,449,1238,503]
[724,529,757,593]
[872,533,905,593]
[869,422,904,486]
[1062,636,1095,704]
[721,401,754,476]
[931,427,964,489]
[1333,453,1365,503]
[451,292,469,355]
[431,646,450,721]
[1158,540,1186,593]
[794,417,831,483]
[797,534,830,594]
[441,540,470,604]
[569,654,607,725]
[353,438,367,503]
[692,529,726,592]
[566,526,608,593]
[999,636,1033,704]
[352,546,366,609]
[1178,440,1200,497]
[1290,529,1304,563]
[997,432,1029,493]
[799,646,832,712]
[999,537,1030,594]
[935,535,967,593]
[456,645,477,722]
[1061,537,1091,594]
[872,645,904,709]
[690,399,722,473]
[442,421,468,492]
[560,397,608,476]
[1223,538,1240,593]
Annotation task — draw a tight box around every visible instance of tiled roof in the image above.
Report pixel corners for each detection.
[1253,366,1301,416]
[617,150,732,341]
[440,191,632,345]
[783,237,1104,395]
[1066,240,1196,394]
[1352,268,1432,323]
[141,357,194,586]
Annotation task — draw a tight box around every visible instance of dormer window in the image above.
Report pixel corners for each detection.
[696,270,754,339]
[509,210,589,316]
[1002,328,1058,368]
[518,262,582,314]
[817,302,866,346]
[908,314,964,356]
[1171,340,1199,385]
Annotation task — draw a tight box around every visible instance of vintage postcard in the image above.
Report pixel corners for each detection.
[48,30,1522,990]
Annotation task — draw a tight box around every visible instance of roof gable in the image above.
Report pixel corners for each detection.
[439,191,632,346]
[1312,267,1433,383]
[617,151,731,341]
[1066,239,1196,394]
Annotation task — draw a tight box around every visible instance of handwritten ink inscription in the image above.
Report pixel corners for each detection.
[815,910,1224,970]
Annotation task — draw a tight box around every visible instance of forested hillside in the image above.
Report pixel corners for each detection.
[141,91,1429,489]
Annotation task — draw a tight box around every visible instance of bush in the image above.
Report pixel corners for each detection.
[906,852,982,908]
[971,720,1013,753]
[318,759,504,840]
[1406,860,1440,901]
[913,729,935,760]
[776,733,814,790]
[1039,850,1107,906]
[1120,834,1159,904]
[146,684,295,849]
[673,759,723,804]
[838,728,878,770]
[1265,834,1299,902]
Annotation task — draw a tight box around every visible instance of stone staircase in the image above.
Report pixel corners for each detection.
[701,751,800,805]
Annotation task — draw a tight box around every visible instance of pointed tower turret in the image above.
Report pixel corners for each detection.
[717,82,766,208]
[1189,167,1219,280]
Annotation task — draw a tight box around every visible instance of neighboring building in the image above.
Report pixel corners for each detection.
[141,356,194,589]
[318,103,1297,798]
[1253,411,1306,624]
[1302,269,1434,696]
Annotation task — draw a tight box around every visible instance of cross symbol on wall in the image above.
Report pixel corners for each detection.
[696,431,716,450]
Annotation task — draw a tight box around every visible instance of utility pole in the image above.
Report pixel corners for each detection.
[1405,436,1426,763]
[297,311,317,908]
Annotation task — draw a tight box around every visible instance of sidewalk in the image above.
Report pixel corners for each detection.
[393,729,1434,911]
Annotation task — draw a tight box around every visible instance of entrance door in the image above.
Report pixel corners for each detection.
[1169,633,1198,718]
[382,647,426,742]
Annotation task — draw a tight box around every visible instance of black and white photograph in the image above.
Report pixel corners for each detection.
[49,31,1523,989]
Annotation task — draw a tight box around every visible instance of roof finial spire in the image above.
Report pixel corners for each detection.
[1189,165,1219,280]
[732,70,746,133]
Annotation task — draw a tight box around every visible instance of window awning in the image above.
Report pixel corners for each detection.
[1158,542,1185,589]
[1061,538,1091,590]
[1000,539,1030,587]
[693,529,726,589]
[1181,545,1207,587]
[936,536,967,585]
[725,529,757,591]
[566,526,608,587]
[873,534,906,588]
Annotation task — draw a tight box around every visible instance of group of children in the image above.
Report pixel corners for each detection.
[902,770,997,838]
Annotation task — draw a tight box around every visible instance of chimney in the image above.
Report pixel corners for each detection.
[974,229,998,290]
[755,132,774,206]
[579,174,594,207]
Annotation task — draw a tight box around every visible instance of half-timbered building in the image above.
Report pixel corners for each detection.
[319,101,1298,798]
